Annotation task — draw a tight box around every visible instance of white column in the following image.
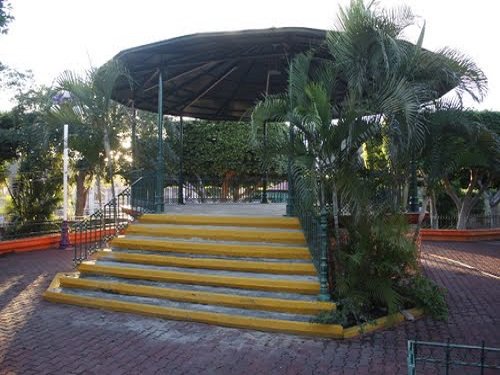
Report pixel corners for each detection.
[63,124,69,221]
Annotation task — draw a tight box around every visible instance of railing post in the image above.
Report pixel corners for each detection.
[318,206,330,301]
[156,70,165,213]
[480,340,485,375]
[286,123,295,216]
[261,121,268,204]
[445,338,451,375]
[178,116,184,205]
[407,341,416,375]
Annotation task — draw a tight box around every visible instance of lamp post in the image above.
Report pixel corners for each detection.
[60,123,71,249]
[53,90,72,249]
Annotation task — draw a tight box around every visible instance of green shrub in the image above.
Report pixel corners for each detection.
[398,275,448,320]
[335,212,418,320]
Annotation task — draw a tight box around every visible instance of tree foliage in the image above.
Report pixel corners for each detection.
[3,87,63,224]
[0,0,13,35]
[419,108,500,228]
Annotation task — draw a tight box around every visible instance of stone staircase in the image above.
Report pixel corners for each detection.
[44,214,341,338]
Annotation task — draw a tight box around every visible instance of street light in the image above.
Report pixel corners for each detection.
[53,91,72,249]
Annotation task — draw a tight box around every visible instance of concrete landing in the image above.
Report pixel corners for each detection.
[164,203,286,216]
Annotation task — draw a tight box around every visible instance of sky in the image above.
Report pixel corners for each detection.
[0,0,498,111]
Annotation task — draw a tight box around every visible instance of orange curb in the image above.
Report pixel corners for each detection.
[421,228,500,242]
[0,229,118,255]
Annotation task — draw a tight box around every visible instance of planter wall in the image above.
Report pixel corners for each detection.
[0,229,117,256]
[420,228,500,242]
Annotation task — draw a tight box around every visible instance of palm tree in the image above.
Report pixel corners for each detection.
[52,60,131,216]
[252,0,488,313]
[328,0,487,210]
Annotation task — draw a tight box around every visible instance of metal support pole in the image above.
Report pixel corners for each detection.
[445,338,451,375]
[261,70,279,204]
[407,341,416,375]
[156,71,165,213]
[409,158,418,212]
[286,123,295,216]
[131,103,137,173]
[178,116,184,204]
[480,341,485,375]
[318,205,330,301]
[130,102,137,208]
[261,121,268,204]
[60,124,71,249]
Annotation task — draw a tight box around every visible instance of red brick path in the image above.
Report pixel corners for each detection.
[0,241,499,374]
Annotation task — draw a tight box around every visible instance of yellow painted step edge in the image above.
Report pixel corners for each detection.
[139,214,301,229]
[95,251,317,276]
[78,263,320,295]
[43,290,344,338]
[110,238,311,260]
[59,277,336,315]
[126,226,306,244]
[343,308,424,339]
[44,273,421,339]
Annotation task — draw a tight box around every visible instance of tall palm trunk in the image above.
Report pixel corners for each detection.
[75,169,91,217]
[330,179,341,286]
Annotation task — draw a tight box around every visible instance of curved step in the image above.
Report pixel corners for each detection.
[95,251,316,275]
[110,238,311,259]
[78,262,320,295]
[139,214,301,229]
[125,225,306,244]
[59,276,335,315]
[43,290,343,338]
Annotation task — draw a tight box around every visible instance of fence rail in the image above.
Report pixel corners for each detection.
[71,175,289,264]
[420,214,500,230]
[408,340,500,374]
[0,220,62,241]
[131,174,288,208]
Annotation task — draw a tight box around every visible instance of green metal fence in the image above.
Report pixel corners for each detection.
[71,173,289,264]
[408,340,500,374]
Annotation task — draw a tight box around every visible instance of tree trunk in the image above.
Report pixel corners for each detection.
[74,169,91,217]
[443,170,488,230]
[456,202,470,229]
[96,171,103,211]
[414,192,430,243]
[330,180,341,288]
[430,191,439,229]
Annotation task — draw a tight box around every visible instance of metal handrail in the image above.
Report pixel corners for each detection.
[408,339,500,374]
[71,177,148,264]
[293,198,330,301]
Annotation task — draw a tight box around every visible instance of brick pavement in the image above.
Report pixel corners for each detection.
[0,241,498,374]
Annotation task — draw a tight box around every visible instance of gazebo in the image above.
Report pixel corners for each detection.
[110,27,331,213]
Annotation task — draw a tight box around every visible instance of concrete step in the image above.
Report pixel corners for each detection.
[78,261,320,294]
[58,275,335,315]
[95,250,317,275]
[80,275,320,301]
[43,214,337,338]
[110,237,311,259]
[125,224,306,244]
[44,278,343,338]
[138,214,301,229]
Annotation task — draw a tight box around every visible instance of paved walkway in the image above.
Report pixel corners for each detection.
[0,241,498,374]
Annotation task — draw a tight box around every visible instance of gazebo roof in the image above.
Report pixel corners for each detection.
[111,27,329,120]
[111,27,455,121]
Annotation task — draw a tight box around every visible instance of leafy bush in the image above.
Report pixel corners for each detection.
[329,209,448,326]
[398,275,448,320]
[335,212,418,321]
